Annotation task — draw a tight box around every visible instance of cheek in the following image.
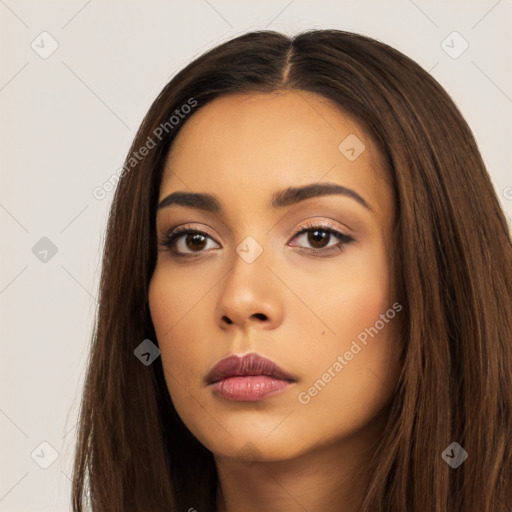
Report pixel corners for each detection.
[148,267,214,407]
[148,262,217,351]
[148,269,197,386]
[148,264,208,326]
[149,273,219,447]
[305,235,394,345]
[294,239,401,427]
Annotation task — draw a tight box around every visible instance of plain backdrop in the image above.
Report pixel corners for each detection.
[1,0,511,510]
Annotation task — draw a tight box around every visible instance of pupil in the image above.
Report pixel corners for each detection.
[187,234,206,251]
[308,230,328,248]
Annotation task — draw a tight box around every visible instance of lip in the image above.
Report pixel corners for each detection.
[205,353,298,402]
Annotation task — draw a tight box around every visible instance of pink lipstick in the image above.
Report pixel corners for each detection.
[205,353,298,402]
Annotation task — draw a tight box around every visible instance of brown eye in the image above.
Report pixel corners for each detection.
[307,229,330,249]
[160,227,220,257]
[289,223,355,255]
[185,233,208,252]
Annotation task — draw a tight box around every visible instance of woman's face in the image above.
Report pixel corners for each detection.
[149,90,403,462]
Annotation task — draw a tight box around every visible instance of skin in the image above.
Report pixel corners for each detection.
[148,90,403,512]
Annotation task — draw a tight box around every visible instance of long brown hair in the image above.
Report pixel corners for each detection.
[72,29,512,511]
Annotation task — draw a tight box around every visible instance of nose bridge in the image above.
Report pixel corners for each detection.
[221,236,268,305]
[226,225,268,280]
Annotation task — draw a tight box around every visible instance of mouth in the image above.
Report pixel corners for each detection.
[205,353,298,402]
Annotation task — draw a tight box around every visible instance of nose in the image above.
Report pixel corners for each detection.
[214,247,284,332]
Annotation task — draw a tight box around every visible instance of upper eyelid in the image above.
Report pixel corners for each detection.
[295,221,345,233]
[166,224,219,242]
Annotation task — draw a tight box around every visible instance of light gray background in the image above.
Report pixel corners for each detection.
[1,0,511,510]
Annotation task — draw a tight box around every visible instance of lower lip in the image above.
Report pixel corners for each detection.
[210,376,294,402]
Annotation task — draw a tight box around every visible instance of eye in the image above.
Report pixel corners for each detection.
[288,222,355,256]
[158,221,355,259]
[158,225,220,258]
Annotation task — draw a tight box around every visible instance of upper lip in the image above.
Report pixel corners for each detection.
[205,353,299,385]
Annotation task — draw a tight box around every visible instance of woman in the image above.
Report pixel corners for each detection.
[72,29,512,511]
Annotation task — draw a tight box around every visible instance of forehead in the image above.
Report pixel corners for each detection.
[160,91,391,216]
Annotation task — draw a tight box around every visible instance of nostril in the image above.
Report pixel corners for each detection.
[252,313,268,321]
[222,315,233,324]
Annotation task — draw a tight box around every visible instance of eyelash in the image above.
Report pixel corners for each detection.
[158,222,355,259]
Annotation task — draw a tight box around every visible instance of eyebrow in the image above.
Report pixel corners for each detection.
[157,182,373,213]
